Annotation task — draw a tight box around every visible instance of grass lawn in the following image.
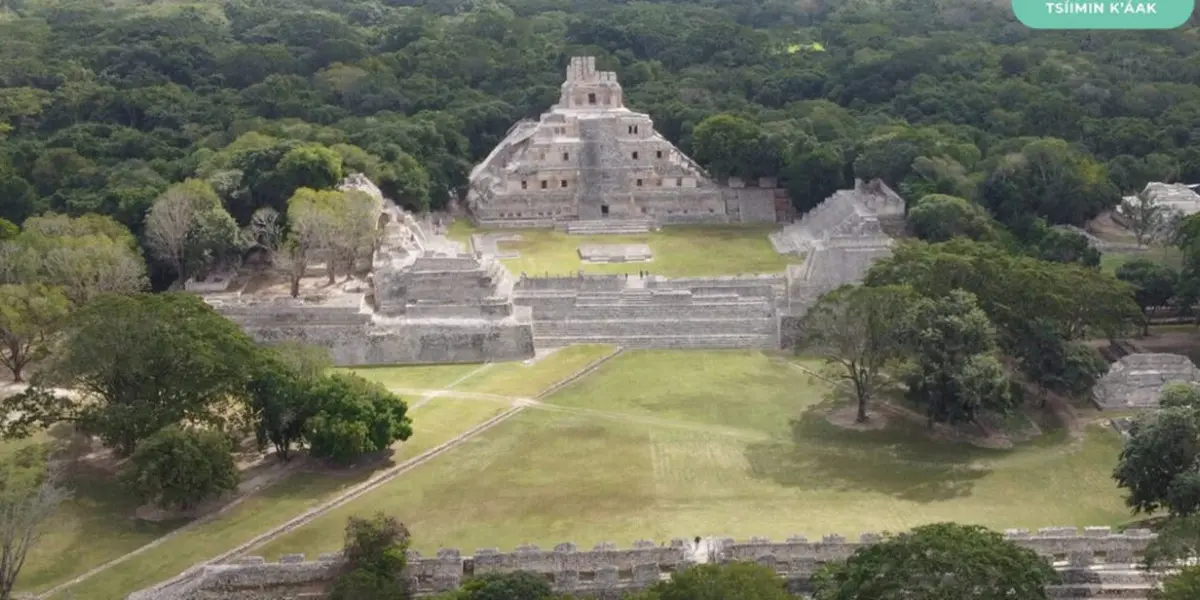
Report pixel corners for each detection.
[449,221,797,277]
[44,397,510,600]
[454,345,617,398]
[341,362,488,391]
[1100,245,1183,274]
[251,350,1130,558]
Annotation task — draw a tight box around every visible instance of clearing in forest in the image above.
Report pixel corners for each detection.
[248,350,1130,559]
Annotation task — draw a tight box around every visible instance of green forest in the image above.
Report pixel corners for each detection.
[1,0,1198,286]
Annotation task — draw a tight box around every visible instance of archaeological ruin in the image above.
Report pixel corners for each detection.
[465,57,781,231]
[1093,352,1200,409]
[128,527,1161,599]
[197,173,907,363]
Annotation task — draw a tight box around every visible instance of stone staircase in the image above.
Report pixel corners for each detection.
[566,218,657,235]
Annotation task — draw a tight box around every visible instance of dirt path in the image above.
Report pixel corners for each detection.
[42,350,622,599]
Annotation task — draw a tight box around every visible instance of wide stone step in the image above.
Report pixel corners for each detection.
[566,219,656,235]
[532,333,777,349]
[533,318,777,336]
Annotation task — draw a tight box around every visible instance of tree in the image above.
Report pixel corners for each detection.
[306,374,413,465]
[1113,404,1200,517]
[1116,259,1178,335]
[799,285,917,422]
[905,290,1014,427]
[0,214,146,306]
[811,523,1058,600]
[246,343,331,461]
[282,187,341,296]
[690,114,782,181]
[1154,566,1200,600]
[1123,189,1167,247]
[630,562,790,600]
[277,144,344,195]
[1,293,260,454]
[907,194,1001,243]
[329,513,410,600]
[121,426,239,511]
[145,179,239,286]
[981,138,1120,227]
[326,189,381,282]
[0,443,66,600]
[450,572,555,600]
[0,284,69,382]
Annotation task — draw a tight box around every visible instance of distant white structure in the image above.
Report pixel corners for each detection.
[1121,182,1200,217]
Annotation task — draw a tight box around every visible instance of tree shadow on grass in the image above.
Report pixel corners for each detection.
[743,402,999,504]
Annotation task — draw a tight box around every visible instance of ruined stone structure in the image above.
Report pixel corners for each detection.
[466,57,780,231]
[200,175,534,365]
[203,174,904,363]
[1093,352,1200,409]
[511,273,785,349]
[770,179,906,345]
[128,527,1160,600]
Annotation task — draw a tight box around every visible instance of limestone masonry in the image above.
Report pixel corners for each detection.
[465,57,780,229]
[195,174,534,365]
[1093,352,1200,409]
[128,527,1160,600]
[198,173,906,363]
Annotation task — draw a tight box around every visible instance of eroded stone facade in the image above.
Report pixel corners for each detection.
[200,175,534,366]
[466,57,778,227]
[1093,353,1200,409]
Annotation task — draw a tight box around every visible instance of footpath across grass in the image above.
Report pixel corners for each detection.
[42,397,510,600]
[251,350,1130,557]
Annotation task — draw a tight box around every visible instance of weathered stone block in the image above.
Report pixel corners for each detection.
[279,554,305,564]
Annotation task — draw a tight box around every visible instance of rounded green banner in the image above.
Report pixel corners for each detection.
[1014,0,1194,28]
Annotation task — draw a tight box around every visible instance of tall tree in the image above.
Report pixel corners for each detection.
[306,373,412,465]
[1116,259,1178,336]
[0,214,146,306]
[907,194,1001,243]
[1,293,260,454]
[1123,188,1167,247]
[0,284,69,383]
[145,179,239,286]
[1114,404,1200,517]
[905,290,1014,427]
[811,523,1059,600]
[329,513,410,600]
[798,284,917,422]
[0,444,66,600]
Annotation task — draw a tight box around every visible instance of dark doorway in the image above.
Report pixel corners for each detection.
[601,204,609,217]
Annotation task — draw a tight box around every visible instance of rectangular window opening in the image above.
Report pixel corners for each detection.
[587,93,596,104]
[520,180,527,190]
[636,179,643,187]
[632,151,639,159]
[562,152,569,161]
[656,150,663,159]
[541,180,548,189]
[560,180,568,188]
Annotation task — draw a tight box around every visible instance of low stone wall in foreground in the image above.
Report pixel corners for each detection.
[128,527,1157,600]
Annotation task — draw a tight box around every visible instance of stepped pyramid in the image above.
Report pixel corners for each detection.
[466,57,777,228]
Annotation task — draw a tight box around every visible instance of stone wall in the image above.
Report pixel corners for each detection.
[128,527,1158,600]
[1093,352,1200,409]
[514,273,781,349]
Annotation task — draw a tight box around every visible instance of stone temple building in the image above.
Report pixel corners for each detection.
[466,57,779,231]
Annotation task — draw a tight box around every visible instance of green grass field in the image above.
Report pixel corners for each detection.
[341,363,488,390]
[250,350,1130,558]
[454,345,617,398]
[35,345,621,598]
[44,397,510,600]
[1100,245,1183,274]
[449,222,797,277]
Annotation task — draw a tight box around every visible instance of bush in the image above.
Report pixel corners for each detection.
[121,426,238,510]
[329,513,411,600]
[452,571,555,600]
[307,374,412,464]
